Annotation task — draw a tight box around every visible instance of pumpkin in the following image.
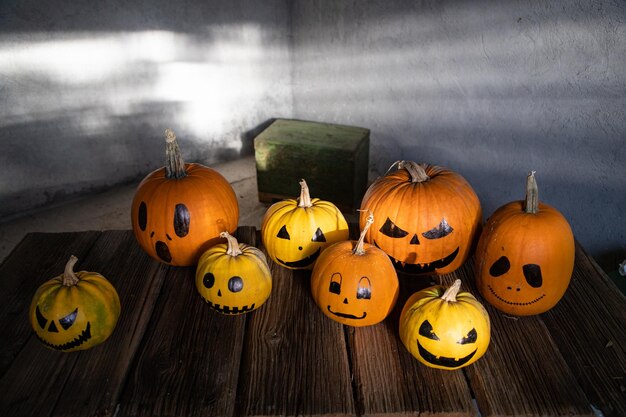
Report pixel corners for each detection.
[131,129,239,266]
[311,213,399,326]
[475,171,574,316]
[399,279,490,370]
[261,179,349,270]
[195,232,272,314]
[359,161,482,275]
[29,256,121,352]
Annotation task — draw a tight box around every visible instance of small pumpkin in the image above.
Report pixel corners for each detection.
[311,213,399,327]
[359,161,482,275]
[399,279,490,370]
[29,256,121,352]
[475,171,574,316]
[261,179,349,270]
[195,232,272,314]
[131,129,239,266]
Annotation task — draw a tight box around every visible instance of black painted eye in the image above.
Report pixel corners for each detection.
[277,225,290,240]
[523,264,543,288]
[329,273,342,294]
[380,217,409,238]
[457,328,477,344]
[312,227,326,242]
[356,277,371,300]
[422,219,453,239]
[138,201,148,231]
[418,320,440,340]
[203,272,215,288]
[173,204,190,237]
[228,276,244,292]
[59,308,78,330]
[35,306,47,329]
[489,256,511,277]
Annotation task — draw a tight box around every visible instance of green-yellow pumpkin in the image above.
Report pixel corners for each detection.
[261,179,349,270]
[195,232,272,314]
[29,256,121,352]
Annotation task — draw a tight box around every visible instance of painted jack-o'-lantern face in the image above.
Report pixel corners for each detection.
[262,180,349,270]
[195,232,272,315]
[131,129,239,266]
[29,256,121,352]
[476,172,574,316]
[360,161,482,275]
[399,280,490,370]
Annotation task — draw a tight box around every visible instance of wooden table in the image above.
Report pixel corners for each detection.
[0,228,624,417]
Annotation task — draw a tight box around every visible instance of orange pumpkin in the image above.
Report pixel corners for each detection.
[131,129,239,266]
[475,171,574,315]
[311,213,399,326]
[359,161,482,275]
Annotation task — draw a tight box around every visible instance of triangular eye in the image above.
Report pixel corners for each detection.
[457,328,477,344]
[422,219,453,239]
[523,264,543,288]
[380,217,409,238]
[418,320,440,340]
[277,225,290,239]
[59,308,78,330]
[312,227,326,242]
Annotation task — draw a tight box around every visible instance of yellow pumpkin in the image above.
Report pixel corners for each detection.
[261,179,349,270]
[311,213,399,326]
[195,232,272,314]
[29,256,121,352]
[399,279,490,370]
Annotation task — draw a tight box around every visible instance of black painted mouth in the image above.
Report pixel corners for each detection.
[417,340,476,368]
[327,305,367,320]
[202,296,255,315]
[276,247,321,268]
[36,322,92,351]
[487,285,546,306]
[156,241,172,263]
[374,241,459,274]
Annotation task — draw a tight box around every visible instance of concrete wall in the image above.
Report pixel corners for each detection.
[291,0,626,270]
[0,0,292,218]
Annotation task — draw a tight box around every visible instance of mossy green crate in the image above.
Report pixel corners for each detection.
[255,119,370,213]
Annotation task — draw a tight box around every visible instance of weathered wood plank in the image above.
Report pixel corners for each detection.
[237,232,355,417]
[457,261,594,417]
[541,244,626,417]
[0,231,102,376]
[118,228,255,417]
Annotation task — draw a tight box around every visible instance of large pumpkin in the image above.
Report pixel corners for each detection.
[311,213,399,326]
[131,129,239,266]
[195,232,272,315]
[475,171,574,316]
[399,279,490,370]
[29,256,121,352]
[261,179,349,270]
[359,161,482,275]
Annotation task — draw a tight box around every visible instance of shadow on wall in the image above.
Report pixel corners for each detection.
[0,0,292,219]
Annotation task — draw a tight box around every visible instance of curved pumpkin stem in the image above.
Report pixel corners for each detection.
[524,171,539,214]
[164,128,187,179]
[441,279,462,302]
[220,231,243,257]
[62,255,80,287]
[298,179,313,208]
[398,161,430,183]
[354,212,374,256]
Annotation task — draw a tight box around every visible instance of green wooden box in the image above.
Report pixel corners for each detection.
[254,119,370,213]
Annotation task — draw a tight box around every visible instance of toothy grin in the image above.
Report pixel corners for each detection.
[374,242,459,274]
[417,340,476,368]
[202,297,255,315]
[36,322,92,351]
[487,285,546,306]
[327,306,367,320]
[276,247,321,268]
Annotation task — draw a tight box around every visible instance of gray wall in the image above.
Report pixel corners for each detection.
[0,0,292,218]
[291,0,626,270]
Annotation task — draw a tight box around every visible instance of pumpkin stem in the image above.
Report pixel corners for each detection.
[524,171,539,214]
[165,128,187,179]
[441,279,462,302]
[220,231,243,257]
[298,179,313,208]
[62,255,80,287]
[354,212,374,255]
[398,161,430,183]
